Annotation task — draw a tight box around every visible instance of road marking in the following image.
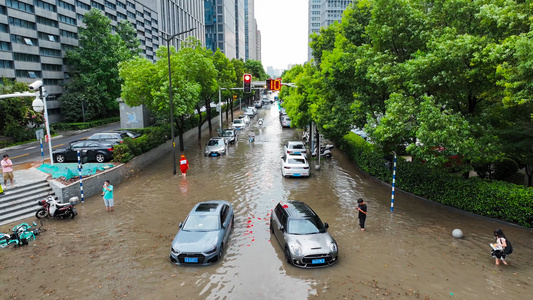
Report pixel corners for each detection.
[53,144,64,149]
[25,146,37,150]
[10,153,29,159]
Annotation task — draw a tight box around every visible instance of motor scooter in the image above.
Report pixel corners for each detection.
[312,144,334,158]
[36,195,78,219]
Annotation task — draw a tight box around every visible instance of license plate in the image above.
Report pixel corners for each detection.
[293,173,300,177]
[294,152,300,154]
[312,258,325,264]
[184,257,198,263]
[210,153,218,156]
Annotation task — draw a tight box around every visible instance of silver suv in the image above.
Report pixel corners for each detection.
[270,201,338,268]
[204,137,227,156]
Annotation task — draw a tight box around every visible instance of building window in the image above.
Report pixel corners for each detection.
[58,14,77,25]
[60,29,78,39]
[105,1,116,9]
[91,1,104,10]
[0,5,6,14]
[9,17,37,29]
[6,0,34,13]
[75,0,90,10]
[14,52,40,62]
[77,13,83,21]
[127,11,135,18]
[0,24,7,33]
[44,78,63,85]
[117,12,126,20]
[38,32,60,42]
[106,13,116,21]
[34,0,56,12]
[136,11,143,18]
[0,41,11,51]
[11,34,38,46]
[36,16,58,28]
[0,60,14,69]
[42,63,62,71]
[16,70,42,78]
[117,1,126,9]
[127,1,134,9]
[40,47,62,57]
[57,0,75,11]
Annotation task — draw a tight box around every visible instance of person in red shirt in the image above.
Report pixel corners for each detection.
[179,155,189,178]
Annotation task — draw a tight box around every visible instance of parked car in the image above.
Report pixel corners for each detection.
[204,137,228,156]
[270,201,338,268]
[170,200,234,265]
[85,131,131,144]
[281,115,291,128]
[284,141,308,158]
[262,97,271,105]
[254,100,262,108]
[231,118,246,130]
[238,114,251,124]
[110,129,142,139]
[218,129,237,144]
[53,141,115,163]
[281,154,310,178]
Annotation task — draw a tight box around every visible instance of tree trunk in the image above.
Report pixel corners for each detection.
[206,98,212,137]
[526,164,533,187]
[230,98,234,121]
[225,98,229,124]
[196,104,203,140]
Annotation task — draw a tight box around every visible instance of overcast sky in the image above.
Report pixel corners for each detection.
[254,0,309,71]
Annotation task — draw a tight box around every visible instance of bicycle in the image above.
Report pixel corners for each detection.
[0,221,43,248]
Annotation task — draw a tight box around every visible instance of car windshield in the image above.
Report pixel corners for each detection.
[234,119,243,124]
[287,218,325,235]
[290,144,304,150]
[182,215,220,231]
[221,131,233,137]
[207,140,220,146]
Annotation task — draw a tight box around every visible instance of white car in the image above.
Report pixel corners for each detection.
[284,141,308,158]
[244,107,256,118]
[281,115,291,128]
[231,118,246,130]
[238,114,251,124]
[281,154,310,178]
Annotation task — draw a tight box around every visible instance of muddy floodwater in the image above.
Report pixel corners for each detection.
[1,104,533,300]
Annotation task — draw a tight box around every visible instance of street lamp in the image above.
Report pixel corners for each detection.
[161,28,195,175]
[30,81,54,166]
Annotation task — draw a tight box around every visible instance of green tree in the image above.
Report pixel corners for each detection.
[212,50,236,127]
[116,20,141,57]
[61,9,133,122]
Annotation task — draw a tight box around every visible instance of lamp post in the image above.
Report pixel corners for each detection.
[31,86,53,166]
[161,28,195,175]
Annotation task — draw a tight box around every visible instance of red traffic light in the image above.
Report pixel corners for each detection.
[244,74,252,82]
[243,74,252,93]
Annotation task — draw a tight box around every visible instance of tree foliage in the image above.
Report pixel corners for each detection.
[61,9,140,122]
[282,0,533,183]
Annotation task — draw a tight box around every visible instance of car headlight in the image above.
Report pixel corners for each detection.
[205,245,217,255]
[291,245,302,256]
[170,246,179,254]
[329,242,338,253]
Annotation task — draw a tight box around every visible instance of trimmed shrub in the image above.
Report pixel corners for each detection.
[339,132,533,228]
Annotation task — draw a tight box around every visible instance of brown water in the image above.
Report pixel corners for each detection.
[1,104,533,300]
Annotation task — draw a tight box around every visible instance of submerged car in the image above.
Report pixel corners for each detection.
[284,141,308,158]
[238,114,251,124]
[281,154,310,178]
[53,141,115,163]
[270,201,338,268]
[219,129,237,144]
[243,107,256,118]
[170,200,234,265]
[281,115,291,128]
[204,137,227,156]
[231,118,246,130]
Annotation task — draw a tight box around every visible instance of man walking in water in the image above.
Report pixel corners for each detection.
[179,155,189,178]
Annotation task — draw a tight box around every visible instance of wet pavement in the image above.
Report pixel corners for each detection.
[1,103,533,299]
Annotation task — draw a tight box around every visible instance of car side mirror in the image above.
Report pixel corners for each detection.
[324,223,329,230]
[279,225,284,232]
[178,222,183,229]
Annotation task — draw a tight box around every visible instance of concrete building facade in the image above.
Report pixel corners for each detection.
[0,0,204,123]
[204,0,245,60]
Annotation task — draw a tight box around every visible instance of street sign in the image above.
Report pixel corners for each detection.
[35,129,44,140]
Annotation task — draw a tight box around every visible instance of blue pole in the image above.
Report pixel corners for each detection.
[39,138,44,164]
[391,154,397,212]
[77,150,84,203]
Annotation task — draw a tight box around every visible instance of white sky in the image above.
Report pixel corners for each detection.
[254,0,309,71]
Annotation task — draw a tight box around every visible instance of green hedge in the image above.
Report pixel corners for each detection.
[51,117,120,131]
[339,132,533,227]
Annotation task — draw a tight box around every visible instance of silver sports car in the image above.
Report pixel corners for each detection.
[270,201,338,268]
[170,200,234,265]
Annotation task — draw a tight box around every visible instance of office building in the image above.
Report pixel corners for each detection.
[204,0,244,59]
[0,0,204,123]
[308,0,351,61]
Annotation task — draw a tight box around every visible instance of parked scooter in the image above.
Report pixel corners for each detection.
[312,144,334,158]
[249,132,256,143]
[35,195,78,219]
[258,118,264,126]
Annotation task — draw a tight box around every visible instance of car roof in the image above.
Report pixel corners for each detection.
[280,201,317,219]
[287,141,304,146]
[191,200,230,215]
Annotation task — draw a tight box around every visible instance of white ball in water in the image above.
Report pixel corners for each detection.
[452,229,463,239]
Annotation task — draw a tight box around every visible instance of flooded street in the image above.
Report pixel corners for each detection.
[1,104,533,300]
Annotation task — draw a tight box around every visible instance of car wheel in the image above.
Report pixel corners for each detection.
[284,246,293,265]
[95,153,106,163]
[55,154,66,163]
